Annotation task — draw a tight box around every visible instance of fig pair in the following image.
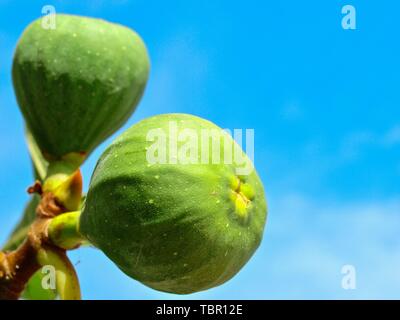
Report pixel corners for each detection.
[13,15,267,294]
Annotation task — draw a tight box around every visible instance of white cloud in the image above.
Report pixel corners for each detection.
[340,131,376,160]
[281,101,303,121]
[264,193,400,298]
[69,192,400,299]
[340,125,400,159]
[133,33,209,121]
[383,126,400,146]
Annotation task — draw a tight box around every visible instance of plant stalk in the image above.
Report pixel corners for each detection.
[0,168,85,300]
[47,211,86,250]
[0,240,41,299]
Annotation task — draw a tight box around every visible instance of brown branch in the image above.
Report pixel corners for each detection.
[0,240,40,300]
[0,191,66,299]
[0,170,83,300]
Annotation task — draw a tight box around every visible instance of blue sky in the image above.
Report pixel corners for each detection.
[1,0,400,299]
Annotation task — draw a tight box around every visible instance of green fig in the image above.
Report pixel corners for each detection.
[80,113,267,294]
[21,271,58,300]
[12,14,150,161]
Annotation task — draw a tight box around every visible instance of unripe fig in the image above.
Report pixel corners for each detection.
[13,14,150,160]
[80,114,267,294]
[22,271,57,300]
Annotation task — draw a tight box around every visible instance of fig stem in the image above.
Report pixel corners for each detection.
[0,167,85,299]
[25,128,48,181]
[0,210,86,299]
[47,211,87,250]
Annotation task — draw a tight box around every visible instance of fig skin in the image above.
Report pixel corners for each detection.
[80,114,267,294]
[12,14,150,160]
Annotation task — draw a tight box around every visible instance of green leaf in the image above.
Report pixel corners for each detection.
[25,127,48,181]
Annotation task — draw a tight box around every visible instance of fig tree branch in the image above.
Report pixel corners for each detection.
[0,168,85,300]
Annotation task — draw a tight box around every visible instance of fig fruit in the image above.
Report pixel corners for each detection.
[12,14,150,160]
[80,113,267,294]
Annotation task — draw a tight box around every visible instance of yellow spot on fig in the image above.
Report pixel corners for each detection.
[230,176,254,221]
[240,183,255,200]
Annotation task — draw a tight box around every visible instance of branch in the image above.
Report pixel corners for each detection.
[0,240,40,299]
[0,169,85,300]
